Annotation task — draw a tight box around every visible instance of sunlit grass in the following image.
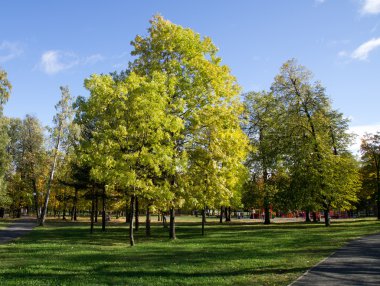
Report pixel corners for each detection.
[0,221,8,230]
[0,219,13,230]
[0,217,379,285]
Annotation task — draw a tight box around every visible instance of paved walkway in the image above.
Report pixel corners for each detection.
[291,232,380,285]
[0,218,37,244]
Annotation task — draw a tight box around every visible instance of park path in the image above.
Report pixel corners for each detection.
[0,218,37,244]
[290,232,380,286]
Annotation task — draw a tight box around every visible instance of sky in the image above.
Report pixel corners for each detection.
[1,0,380,154]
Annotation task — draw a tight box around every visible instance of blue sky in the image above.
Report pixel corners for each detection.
[1,0,380,153]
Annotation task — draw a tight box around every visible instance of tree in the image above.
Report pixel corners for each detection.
[7,116,46,219]
[40,86,74,226]
[79,71,178,245]
[0,116,11,213]
[129,15,246,238]
[271,59,359,226]
[73,95,99,231]
[0,68,12,215]
[243,91,281,224]
[57,158,90,221]
[361,132,380,219]
[0,68,11,105]
[187,102,248,234]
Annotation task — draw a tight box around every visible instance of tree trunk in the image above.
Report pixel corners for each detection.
[39,123,62,226]
[169,207,176,239]
[324,208,330,227]
[162,211,167,228]
[305,210,311,223]
[90,186,95,233]
[73,187,78,221]
[312,211,317,222]
[219,206,223,223]
[224,206,229,221]
[125,196,130,223]
[263,168,271,225]
[146,204,151,237]
[62,192,66,220]
[201,207,206,236]
[32,179,39,220]
[101,186,106,232]
[129,195,135,246]
[135,196,139,231]
[264,204,270,225]
[228,206,231,221]
[95,194,98,223]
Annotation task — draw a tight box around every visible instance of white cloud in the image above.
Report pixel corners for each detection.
[338,38,380,61]
[327,39,350,47]
[0,41,23,63]
[338,50,348,57]
[39,50,79,75]
[351,38,380,60]
[315,0,326,4]
[83,54,104,65]
[361,0,380,15]
[349,123,380,154]
[38,51,104,75]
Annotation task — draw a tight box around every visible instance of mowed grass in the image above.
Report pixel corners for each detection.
[0,221,8,230]
[0,217,379,286]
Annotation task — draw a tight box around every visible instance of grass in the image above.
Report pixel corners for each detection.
[0,217,379,285]
[0,221,8,230]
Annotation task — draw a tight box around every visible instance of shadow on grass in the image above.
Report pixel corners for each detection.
[0,219,379,285]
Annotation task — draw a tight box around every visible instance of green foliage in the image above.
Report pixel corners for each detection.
[361,133,380,178]
[243,91,282,214]
[187,102,248,209]
[0,67,11,106]
[6,116,47,213]
[81,72,178,198]
[130,15,248,210]
[243,59,360,217]
[360,132,380,216]
[271,59,359,212]
[0,67,11,208]
[0,117,10,180]
[76,15,249,227]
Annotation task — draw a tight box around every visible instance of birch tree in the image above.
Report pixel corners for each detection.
[39,86,73,226]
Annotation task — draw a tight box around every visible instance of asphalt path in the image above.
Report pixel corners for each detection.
[291,232,380,286]
[0,218,37,244]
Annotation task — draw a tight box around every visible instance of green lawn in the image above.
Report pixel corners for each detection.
[0,218,379,286]
[0,220,10,230]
